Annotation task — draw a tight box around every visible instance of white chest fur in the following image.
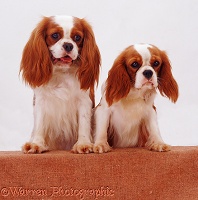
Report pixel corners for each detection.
[32,68,91,150]
[109,89,156,147]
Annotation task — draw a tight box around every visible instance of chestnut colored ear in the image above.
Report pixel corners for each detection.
[158,51,179,103]
[77,19,101,91]
[105,54,131,106]
[19,17,52,88]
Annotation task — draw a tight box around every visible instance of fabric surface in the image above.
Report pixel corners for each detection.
[0,146,197,200]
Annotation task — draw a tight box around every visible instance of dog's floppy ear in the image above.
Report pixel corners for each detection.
[158,51,179,103]
[105,52,131,106]
[20,17,52,88]
[77,18,101,91]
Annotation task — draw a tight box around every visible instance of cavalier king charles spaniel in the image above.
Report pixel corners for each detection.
[20,15,101,153]
[94,44,179,153]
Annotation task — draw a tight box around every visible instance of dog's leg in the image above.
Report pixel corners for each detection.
[72,98,93,154]
[22,107,49,154]
[93,104,111,153]
[22,141,48,154]
[22,132,49,154]
[145,109,171,152]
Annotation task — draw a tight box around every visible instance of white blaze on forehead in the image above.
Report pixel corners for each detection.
[53,15,74,37]
[49,15,78,60]
[133,44,158,89]
[134,44,152,65]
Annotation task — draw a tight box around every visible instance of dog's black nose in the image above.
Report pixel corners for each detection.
[143,70,153,79]
[63,43,73,52]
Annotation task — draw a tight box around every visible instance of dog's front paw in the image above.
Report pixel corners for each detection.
[146,141,171,152]
[22,142,48,154]
[93,142,111,153]
[71,142,93,154]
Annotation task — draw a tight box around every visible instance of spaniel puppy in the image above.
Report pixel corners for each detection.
[20,15,101,153]
[94,44,178,153]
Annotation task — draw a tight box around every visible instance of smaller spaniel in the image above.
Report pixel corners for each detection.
[94,44,179,153]
[20,15,101,154]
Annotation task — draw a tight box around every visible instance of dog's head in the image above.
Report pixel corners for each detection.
[20,15,101,89]
[105,44,179,105]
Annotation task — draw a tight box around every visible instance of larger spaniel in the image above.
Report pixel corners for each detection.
[94,44,178,153]
[20,15,101,153]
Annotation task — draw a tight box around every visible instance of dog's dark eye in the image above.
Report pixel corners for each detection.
[153,61,160,67]
[131,62,140,69]
[74,35,81,42]
[51,33,60,40]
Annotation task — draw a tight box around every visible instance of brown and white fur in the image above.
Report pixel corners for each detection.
[20,15,101,153]
[94,44,178,153]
